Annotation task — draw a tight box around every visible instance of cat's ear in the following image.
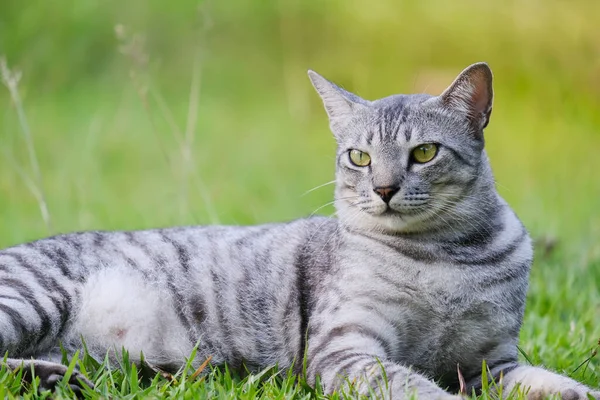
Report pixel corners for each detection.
[308,70,366,122]
[438,62,493,130]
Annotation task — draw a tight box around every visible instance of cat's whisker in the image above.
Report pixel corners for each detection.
[301,180,336,197]
[433,194,500,211]
[435,199,496,238]
[433,191,498,204]
[309,195,361,216]
[309,201,337,216]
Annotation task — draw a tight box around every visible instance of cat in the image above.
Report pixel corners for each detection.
[1,62,598,399]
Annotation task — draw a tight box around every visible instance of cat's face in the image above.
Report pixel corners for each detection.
[309,63,494,234]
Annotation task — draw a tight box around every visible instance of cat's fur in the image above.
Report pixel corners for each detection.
[0,63,598,399]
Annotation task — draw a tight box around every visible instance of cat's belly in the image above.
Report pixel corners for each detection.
[65,262,302,371]
[67,266,194,364]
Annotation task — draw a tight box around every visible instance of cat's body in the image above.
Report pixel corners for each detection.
[1,63,598,399]
[0,211,526,385]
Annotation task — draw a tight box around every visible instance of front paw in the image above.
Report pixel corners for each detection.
[503,366,599,400]
[526,387,600,400]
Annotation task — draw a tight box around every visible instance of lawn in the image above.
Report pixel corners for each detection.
[0,0,599,398]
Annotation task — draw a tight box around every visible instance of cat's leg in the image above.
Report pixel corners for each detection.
[0,251,90,392]
[468,362,600,400]
[307,351,459,399]
[500,365,600,400]
[0,300,92,394]
[306,336,460,399]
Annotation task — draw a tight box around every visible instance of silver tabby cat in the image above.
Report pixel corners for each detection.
[1,63,598,399]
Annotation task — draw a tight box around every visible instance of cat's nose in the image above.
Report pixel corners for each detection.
[373,186,399,203]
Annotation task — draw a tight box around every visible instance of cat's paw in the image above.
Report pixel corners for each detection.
[504,365,599,400]
[588,390,600,400]
[5,358,94,397]
[526,387,600,400]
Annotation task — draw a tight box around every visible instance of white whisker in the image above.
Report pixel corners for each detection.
[301,180,336,196]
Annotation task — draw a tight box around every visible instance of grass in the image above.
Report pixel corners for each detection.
[0,0,599,398]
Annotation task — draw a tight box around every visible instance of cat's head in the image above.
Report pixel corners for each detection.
[309,63,496,234]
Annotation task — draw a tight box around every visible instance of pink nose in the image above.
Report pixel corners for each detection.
[373,186,399,203]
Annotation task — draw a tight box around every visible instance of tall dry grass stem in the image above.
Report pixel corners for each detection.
[1,56,52,231]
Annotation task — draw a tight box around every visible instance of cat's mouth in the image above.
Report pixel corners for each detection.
[374,203,425,219]
[380,206,407,219]
[351,197,427,220]
[381,206,397,215]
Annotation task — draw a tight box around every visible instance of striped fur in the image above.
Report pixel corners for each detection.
[1,63,598,399]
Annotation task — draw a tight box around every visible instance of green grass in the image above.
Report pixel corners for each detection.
[1,0,599,398]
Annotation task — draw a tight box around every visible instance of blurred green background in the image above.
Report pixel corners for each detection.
[1,0,600,389]
[1,0,599,254]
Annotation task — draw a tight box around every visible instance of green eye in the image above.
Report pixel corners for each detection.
[349,149,371,167]
[412,143,438,163]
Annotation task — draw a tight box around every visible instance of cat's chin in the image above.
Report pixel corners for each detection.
[371,213,429,234]
[337,207,428,235]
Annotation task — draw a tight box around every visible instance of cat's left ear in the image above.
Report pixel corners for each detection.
[438,62,493,130]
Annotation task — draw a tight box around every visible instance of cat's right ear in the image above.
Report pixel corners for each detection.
[308,70,365,123]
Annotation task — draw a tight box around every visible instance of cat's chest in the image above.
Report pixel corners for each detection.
[381,261,493,324]
[355,257,505,377]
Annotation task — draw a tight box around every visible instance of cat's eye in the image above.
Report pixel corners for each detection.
[412,143,438,163]
[349,149,371,167]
